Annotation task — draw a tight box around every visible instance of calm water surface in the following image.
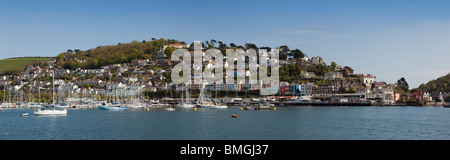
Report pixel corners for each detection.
[1,106,450,140]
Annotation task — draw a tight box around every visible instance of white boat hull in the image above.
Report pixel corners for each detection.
[209,105,228,109]
[30,104,42,108]
[34,109,67,116]
[125,104,145,108]
[175,104,195,108]
[55,105,69,109]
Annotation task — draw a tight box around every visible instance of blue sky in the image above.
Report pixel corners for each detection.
[1,0,450,88]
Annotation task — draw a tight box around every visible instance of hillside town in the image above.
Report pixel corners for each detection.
[0,42,448,108]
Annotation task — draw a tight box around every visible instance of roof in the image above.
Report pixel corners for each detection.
[362,74,376,78]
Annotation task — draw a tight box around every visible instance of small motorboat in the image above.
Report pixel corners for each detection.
[20,113,28,116]
[231,113,238,118]
[98,106,128,111]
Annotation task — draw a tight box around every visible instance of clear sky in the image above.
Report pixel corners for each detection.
[1,0,450,88]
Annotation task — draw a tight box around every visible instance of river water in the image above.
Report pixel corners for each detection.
[1,106,449,140]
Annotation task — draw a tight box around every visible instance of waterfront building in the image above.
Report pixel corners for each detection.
[431,92,444,102]
[332,84,340,93]
[289,85,300,95]
[106,82,143,98]
[423,92,432,101]
[299,83,314,96]
[365,87,395,104]
[234,83,241,91]
[312,86,333,98]
[250,83,260,90]
[331,93,365,102]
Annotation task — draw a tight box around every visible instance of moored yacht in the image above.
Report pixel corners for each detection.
[34,70,67,116]
[98,103,128,110]
[176,103,195,108]
[34,107,67,116]
[197,83,227,109]
[176,84,195,108]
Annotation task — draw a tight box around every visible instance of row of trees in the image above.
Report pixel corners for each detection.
[279,62,332,82]
[417,73,450,93]
[56,38,180,69]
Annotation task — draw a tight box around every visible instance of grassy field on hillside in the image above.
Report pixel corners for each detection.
[0,57,53,73]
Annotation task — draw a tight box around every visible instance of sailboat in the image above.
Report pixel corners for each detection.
[30,84,43,108]
[98,75,128,111]
[197,83,227,109]
[176,84,194,108]
[124,84,145,108]
[34,70,67,116]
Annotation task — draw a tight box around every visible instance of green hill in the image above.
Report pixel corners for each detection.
[0,57,53,75]
[418,73,450,93]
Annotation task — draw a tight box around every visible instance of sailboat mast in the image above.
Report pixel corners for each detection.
[52,70,55,105]
[38,83,40,103]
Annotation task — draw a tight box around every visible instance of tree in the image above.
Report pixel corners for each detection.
[315,64,331,76]
[418,83,427,91]
[330,62,337,68]
[56,53,64,62]
[350,86,356,93]
[63,60,79,70]
[167,39,179,44]
[218,41,227,49]
[164,46,174,58]
[431,83,437,91]
[279,45,290,54]
[164,89,169,97]
[245,43,258,50]
[397,77,409,92]
[210,39,217,47]
[445,95,450,102]
[291,49,305,59]
[260,46,271,52]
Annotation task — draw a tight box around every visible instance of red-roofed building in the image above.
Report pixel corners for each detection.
[163,43,190,50]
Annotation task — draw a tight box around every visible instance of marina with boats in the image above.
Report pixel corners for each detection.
[2,95,449,110]
[0,70,448,116]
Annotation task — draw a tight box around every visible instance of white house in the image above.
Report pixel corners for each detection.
[360,74,376,86]
[323,72,343,80]
[310,56,324,65]
[162,43,190,50]
[301,71,316,79]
